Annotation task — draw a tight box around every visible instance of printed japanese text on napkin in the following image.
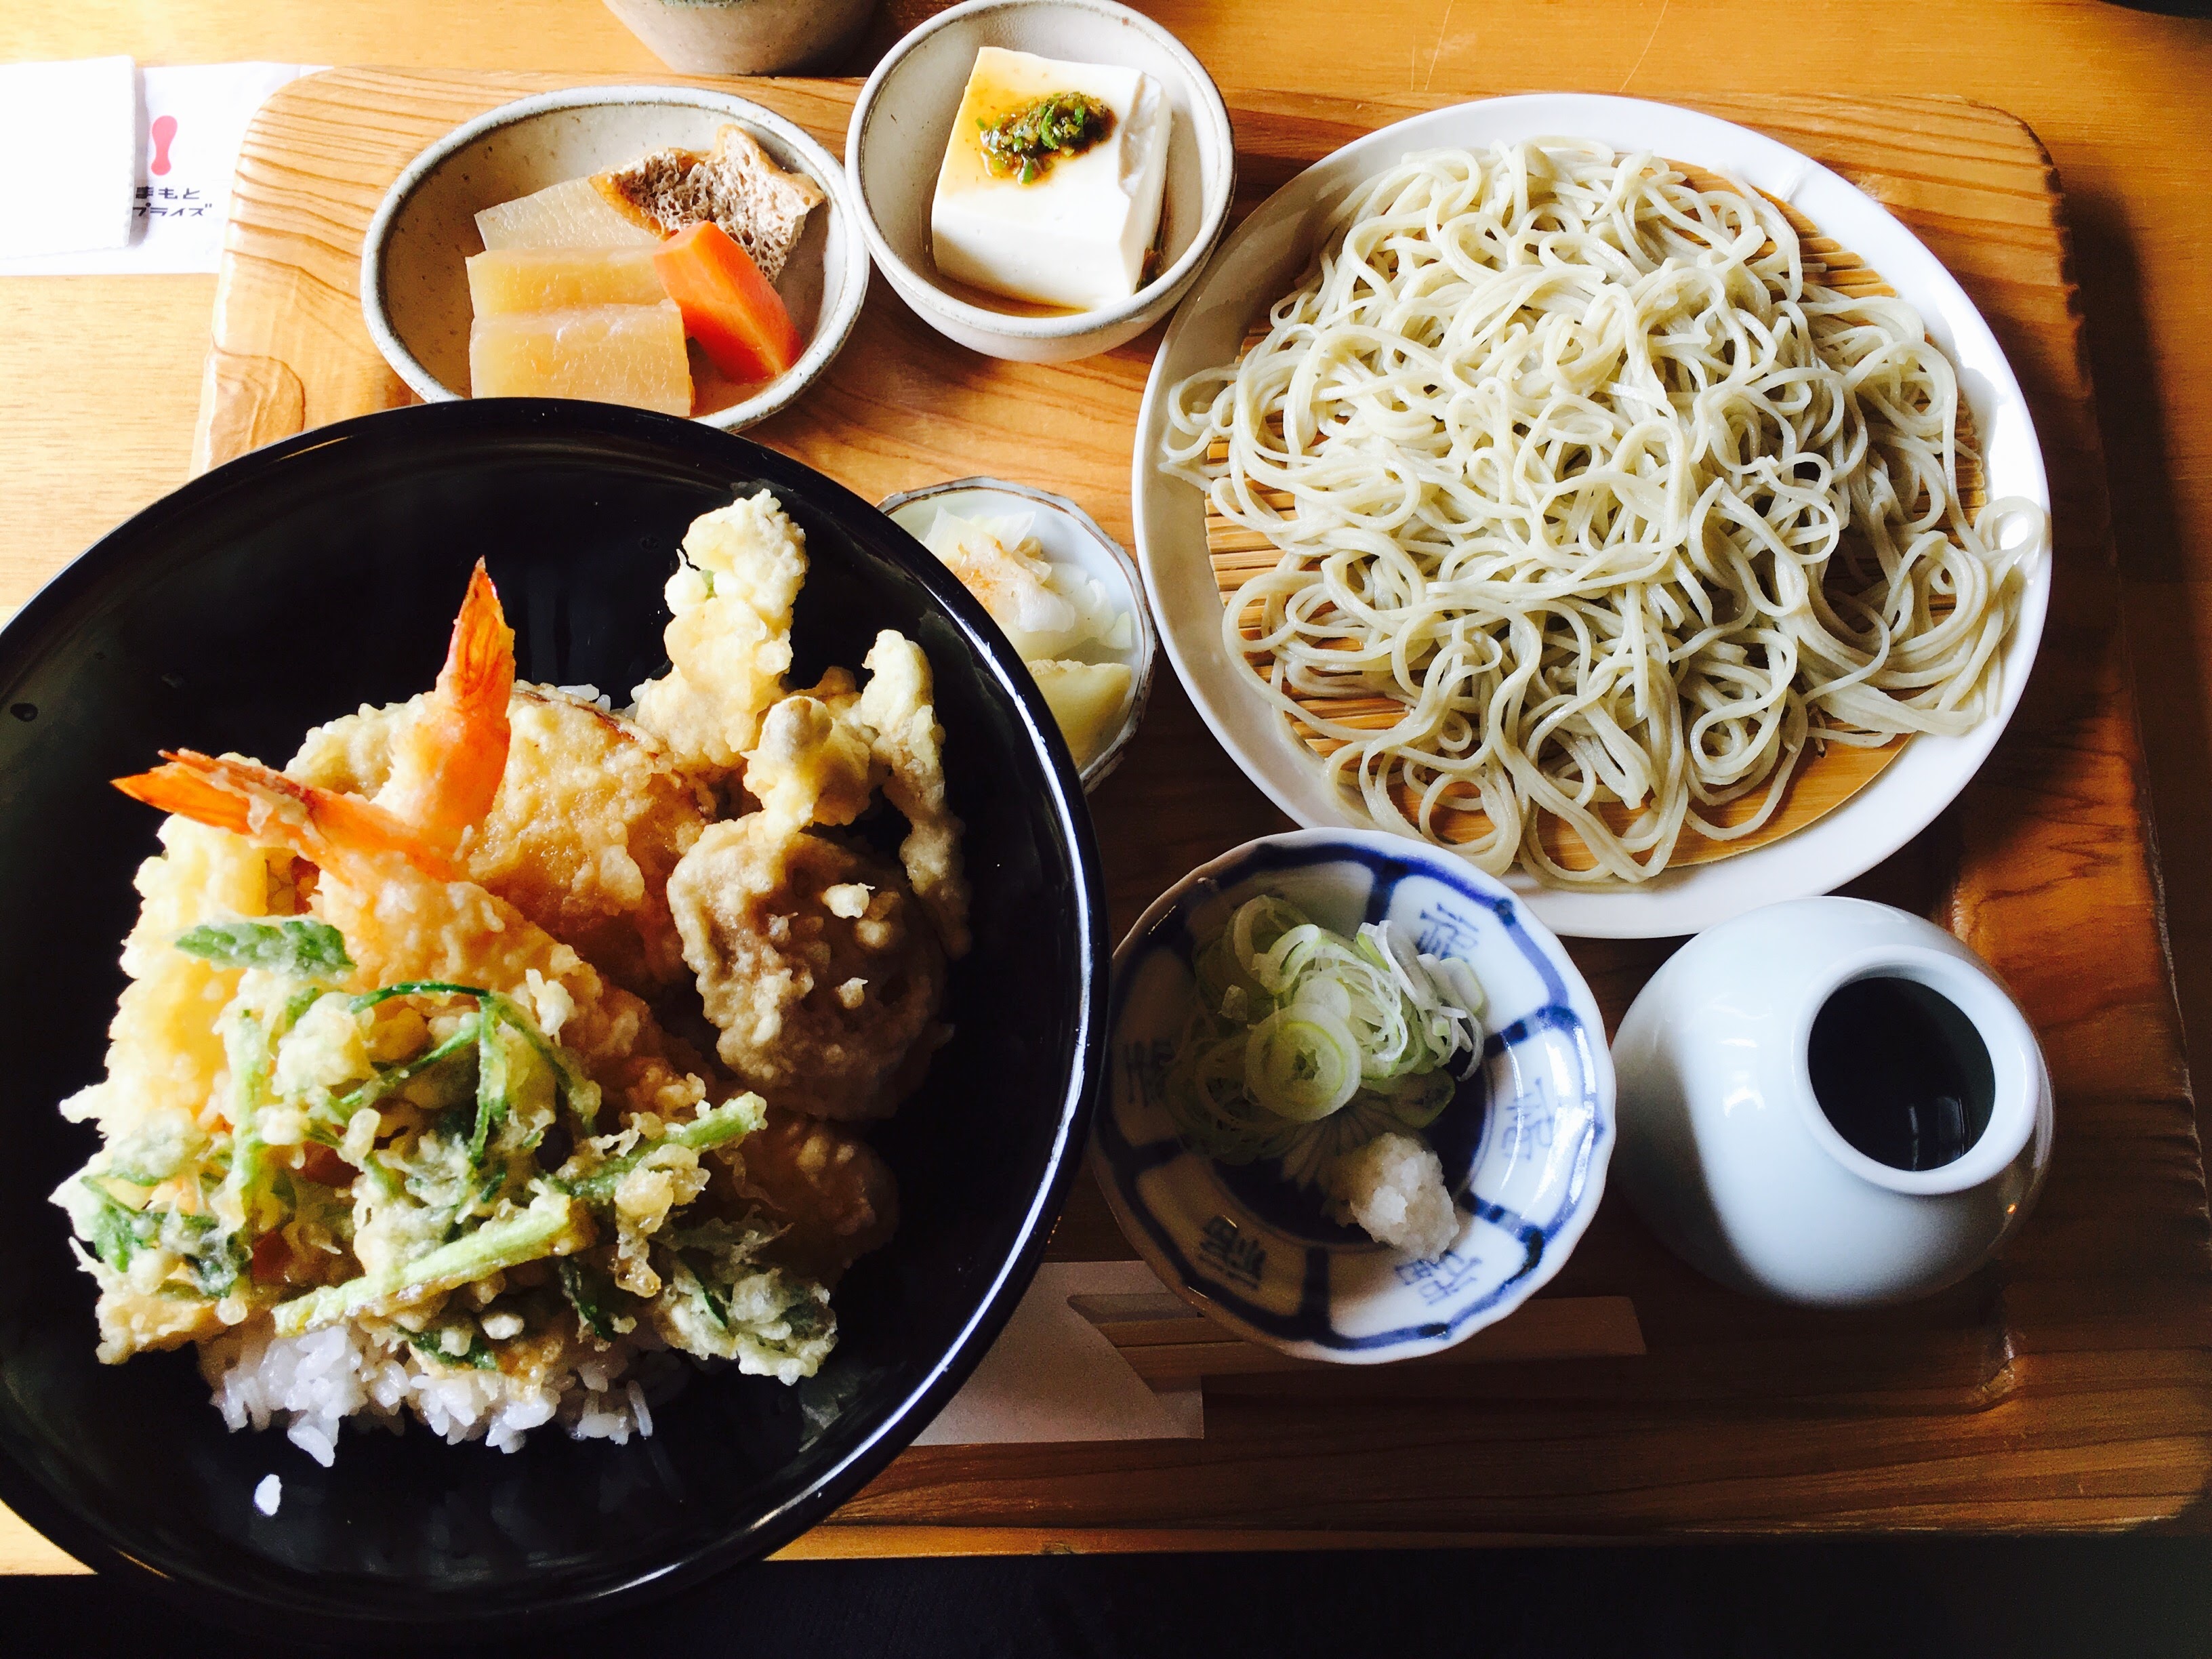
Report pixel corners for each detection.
[0,62,321,274]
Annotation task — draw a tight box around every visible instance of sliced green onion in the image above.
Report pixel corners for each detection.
[553,1095,764,1209]
[346,983,600,1130]
[1161,896,1488,1181]
[347,980,490,1012]
[330,1017,480,1118]
[470,1016,512,1167]
[1244,1009,1360,1121]
[273,1193,583,1336]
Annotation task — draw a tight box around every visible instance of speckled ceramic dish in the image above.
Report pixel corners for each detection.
[844,0,1234,363]
[1095,829,1614,1364]
[1134,93,2052,940]
[361,86,868,429]
[879,477,1156,790]
[602,0,878,75]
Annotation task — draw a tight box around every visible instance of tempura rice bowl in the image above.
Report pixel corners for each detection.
[0,401,1102,1633]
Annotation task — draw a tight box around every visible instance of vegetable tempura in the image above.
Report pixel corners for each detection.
[54,493,966,1462]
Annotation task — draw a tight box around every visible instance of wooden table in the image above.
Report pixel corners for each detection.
[4,0,2211,1578]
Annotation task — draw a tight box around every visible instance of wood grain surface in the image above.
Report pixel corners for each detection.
[1080,1294,1648,1383]
[0,36,2207,1571]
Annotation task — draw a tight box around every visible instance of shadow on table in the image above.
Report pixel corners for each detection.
[2070,168,2212,1117]
[8,1536,2212,1658]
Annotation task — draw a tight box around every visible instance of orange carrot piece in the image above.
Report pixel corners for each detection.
[653,222,804,384]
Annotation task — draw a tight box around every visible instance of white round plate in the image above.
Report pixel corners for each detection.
[1130,94,2053,941]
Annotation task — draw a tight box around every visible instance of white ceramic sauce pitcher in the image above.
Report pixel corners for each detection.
[1611,897,2053,1307]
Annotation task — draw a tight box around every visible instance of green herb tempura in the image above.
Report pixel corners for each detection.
[56,914,831,1461]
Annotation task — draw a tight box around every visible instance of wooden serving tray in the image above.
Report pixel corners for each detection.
[5,70,2201,1572]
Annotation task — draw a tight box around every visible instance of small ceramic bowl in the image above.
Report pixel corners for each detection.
[844,0,1235,363]
[1094,829,1616,1364]
[361,87,869,430]
[879,477,1155,790]
[601,0,879,75]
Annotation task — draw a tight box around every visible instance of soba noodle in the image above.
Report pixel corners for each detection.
[1164,140,2045,884]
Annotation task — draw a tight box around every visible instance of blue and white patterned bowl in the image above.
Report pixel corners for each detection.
[1094,830,1615,1364]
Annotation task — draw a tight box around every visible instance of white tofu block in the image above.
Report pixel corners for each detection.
[929,47,1170,312]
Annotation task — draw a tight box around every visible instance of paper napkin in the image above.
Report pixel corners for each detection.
[0,56,139,259]
[0,61,321,275]
[914,1260,1205,1445]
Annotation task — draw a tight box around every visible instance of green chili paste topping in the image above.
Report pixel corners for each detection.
[978,92,1115,184]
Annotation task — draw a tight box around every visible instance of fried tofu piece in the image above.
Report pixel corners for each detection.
[592,124,825,285]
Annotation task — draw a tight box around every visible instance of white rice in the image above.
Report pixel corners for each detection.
[200,1322,669,1465]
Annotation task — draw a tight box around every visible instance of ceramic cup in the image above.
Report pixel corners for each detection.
[1611,897,2053,1307]
[601,0,880,75]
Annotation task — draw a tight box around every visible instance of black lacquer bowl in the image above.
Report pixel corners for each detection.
[0,401,1105,1635]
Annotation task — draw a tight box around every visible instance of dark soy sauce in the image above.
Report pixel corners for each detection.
[1807,977,1996,1172]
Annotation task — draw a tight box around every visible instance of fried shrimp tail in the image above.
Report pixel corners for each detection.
[377,560,516,857]
[114,750,458,881]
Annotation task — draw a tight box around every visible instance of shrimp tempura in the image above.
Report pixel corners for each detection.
[376,560,515,859]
